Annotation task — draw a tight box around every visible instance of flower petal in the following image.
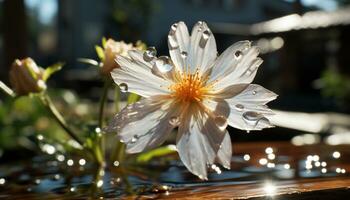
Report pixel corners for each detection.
[168,21,190,73]
[208,41,262,91]
[188,21,217,74]
[176,104,226,179]
[216,132,232,169]
[112,55,171,97]
[128,49,153,70]
[105,96,177,153]
[203,84,276,131]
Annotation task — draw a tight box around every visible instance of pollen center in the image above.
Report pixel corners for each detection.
[170,71,209,102]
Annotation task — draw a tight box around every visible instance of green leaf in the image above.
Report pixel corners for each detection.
[0,81,15,97]
[127,93,140,104]
[136,145,177,163]
[43,62,64,81]
[102,37,107,48]
[95,45,105,61]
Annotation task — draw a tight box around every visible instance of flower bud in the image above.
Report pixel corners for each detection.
[9,58,46,96]
[101,39,135,75]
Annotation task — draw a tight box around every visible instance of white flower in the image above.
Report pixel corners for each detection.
[101,39,137,75]
[107,21,277,179]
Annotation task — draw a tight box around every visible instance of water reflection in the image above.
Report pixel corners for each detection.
[0,143,349,199]
[263,182,276,196]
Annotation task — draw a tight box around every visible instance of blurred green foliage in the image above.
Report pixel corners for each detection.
[0,89,95,153]
[319,69,350,107]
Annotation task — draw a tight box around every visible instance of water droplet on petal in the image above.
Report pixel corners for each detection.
[214,116,227,131]
[153,56,173,73]
[242,111,263,126]
[119,83,128,92]
[169,116,180,126]
[252,90,257,95]
[234,50,242,59]
[143,47,157,62]
[130,135,138,143]
[199,30,211,48]
[180,51,188,58]
[169,23,178,35]
[235,104,244,111]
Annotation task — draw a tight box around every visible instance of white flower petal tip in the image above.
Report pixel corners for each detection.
[109,21,277,179]
[198,175,208,181]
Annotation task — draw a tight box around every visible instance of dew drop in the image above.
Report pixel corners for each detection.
[143,47,157,62]
[197,21,204,26]
[169,23,178,35]
[130,135,138,143]
[235,104,244,111]
[180,51,188,58]
[242,111,263,126]
[153,56,173,73]
[234,50,242,59]
[169,116,180,126]
[119,83,128,92]
[199,30,211,48]
[215,116,227,131]
[252,90,257,95]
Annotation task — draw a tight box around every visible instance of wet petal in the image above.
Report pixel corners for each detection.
[128,49,153,70]
[168,21,190,73]
[176,104,226,179]
[226,84,278,105]
[188,21,217,74]
[208,41,262,91]
[106,96,177,153]
[216,132,232,169]
[203,84,276,131]
[112,55,171,97]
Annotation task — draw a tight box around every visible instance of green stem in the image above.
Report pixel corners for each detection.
[114,86,120,113]
[41,93,105,166]
[98,79,112,128]
[98,79,112,166]
[40,93,84,146]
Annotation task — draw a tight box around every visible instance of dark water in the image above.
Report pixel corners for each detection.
[0,143,349,199]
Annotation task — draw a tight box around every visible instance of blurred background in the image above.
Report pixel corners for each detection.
[0,0,350,159]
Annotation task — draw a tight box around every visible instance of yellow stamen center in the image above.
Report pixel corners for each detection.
[170,70,210,102]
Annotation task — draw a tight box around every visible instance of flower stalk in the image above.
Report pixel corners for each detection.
[40,92,105,166]
[40,93,84,146]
